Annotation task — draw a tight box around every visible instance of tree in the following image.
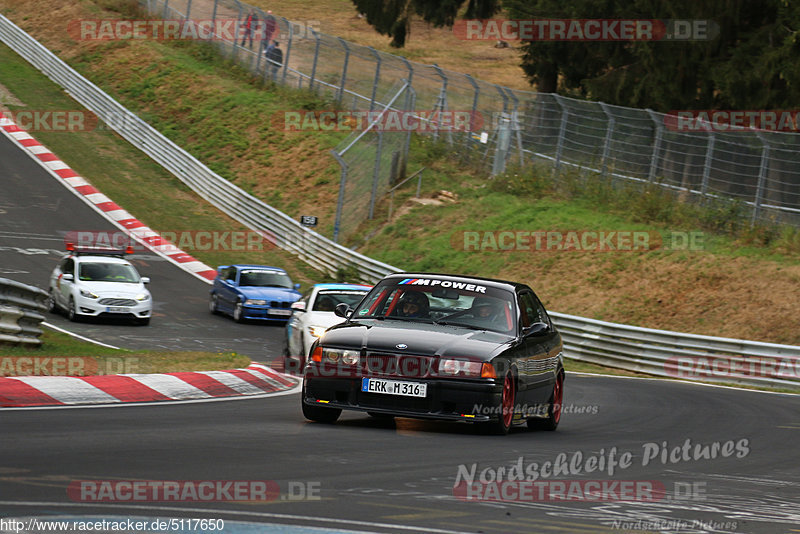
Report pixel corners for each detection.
[351,0,500,47]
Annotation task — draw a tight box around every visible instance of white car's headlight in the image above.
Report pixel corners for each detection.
[79,289,99,299]
[245,299,267,305]
[308,325,327,338]
[135,293,150,301]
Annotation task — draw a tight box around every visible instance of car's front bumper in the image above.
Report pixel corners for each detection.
[75,296,151,319]
[241,305,292,322]
[302,372,503,422]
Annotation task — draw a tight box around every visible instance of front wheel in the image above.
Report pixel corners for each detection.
[528,371,564,431]
[302,400,341,424]
[47,289,59,313]
[67,297,80,322]
[233,300,245,323]
[480,371,516,435]
[209,293,219,314]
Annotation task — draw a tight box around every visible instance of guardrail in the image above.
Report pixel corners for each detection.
[0,13,394,284]
[0,278,49,346]
[1,14,798,389]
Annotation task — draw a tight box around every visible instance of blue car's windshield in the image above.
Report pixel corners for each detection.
[353,278,517,334]
[238,270,293,288]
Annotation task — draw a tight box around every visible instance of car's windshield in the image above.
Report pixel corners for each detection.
[312,290,368,311]
[78,262,140,283]
[353,278,516,334]
[238,270,293,288]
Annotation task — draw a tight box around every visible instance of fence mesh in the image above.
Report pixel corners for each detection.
[142,0,800,233]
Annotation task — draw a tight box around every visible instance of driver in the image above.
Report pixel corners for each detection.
[396,291,430,318]
[470,296,508,330]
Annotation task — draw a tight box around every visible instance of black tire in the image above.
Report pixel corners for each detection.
[67,297,80,322]
[233,300,246,323]
[209,293,219,314]
[302,400,341,424]
[47,289,59,314]
[528,371,564,431]
[481,371,516,435]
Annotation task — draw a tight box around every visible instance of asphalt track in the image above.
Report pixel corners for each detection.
[0,131,285,358]
[2,116,800,534]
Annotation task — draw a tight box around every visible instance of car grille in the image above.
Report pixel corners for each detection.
[98,298,136,307]
[364,353,436,379]
[270,301,290,308]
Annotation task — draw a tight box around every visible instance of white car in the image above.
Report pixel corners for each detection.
[48,245,152,325]
[284,283,371,372]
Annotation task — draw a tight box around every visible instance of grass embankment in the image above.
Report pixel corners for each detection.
[0,330,249,375]
[0,0,798,384]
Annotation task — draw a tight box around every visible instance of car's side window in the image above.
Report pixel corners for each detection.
[224,267,236,282]
[63,258,74,275]
[531,293,551,326]
[518,292,535,328]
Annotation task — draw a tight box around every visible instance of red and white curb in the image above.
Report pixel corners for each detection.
[0,364,298,407]
[0,111,218,282]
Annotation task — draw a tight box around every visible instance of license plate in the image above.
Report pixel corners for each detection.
[268,308,292,316]
[361,378,427,397]
[105,306,128,313]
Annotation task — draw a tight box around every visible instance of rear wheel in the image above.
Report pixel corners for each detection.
[302,400,341,424]
[209,293,219,314]
[481,371,516,435]
[47,289,58,313]
[528,371,564,431]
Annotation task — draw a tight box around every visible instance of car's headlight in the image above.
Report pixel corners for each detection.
[308,325,327,338]
[245,299,267,305]
[79,289,99,299]
[314,348,360,365]
[438,358,495,378]
[135,293,150,301]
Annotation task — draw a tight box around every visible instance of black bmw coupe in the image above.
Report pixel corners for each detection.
[301,273,564,434]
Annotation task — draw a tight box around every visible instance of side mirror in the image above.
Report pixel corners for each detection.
[141,276,150,284]
[294,283,301,290]
[62,273,74,281]
[524,322,550,337]
[291,301,306,312]
[334,302,353,318]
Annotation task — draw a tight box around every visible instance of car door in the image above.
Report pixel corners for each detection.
[515,290,561,405]
[287,288,312,356]
[217,266,238,311]
[57,257,76,307]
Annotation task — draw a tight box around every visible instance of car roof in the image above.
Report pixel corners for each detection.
[313,283,372,291]
[384,272,527,292]
[69,254,132,265]
[232,265,287,272]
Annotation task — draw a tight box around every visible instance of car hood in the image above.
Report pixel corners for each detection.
[304,311,347,330]
[322,320,514,360]
[238,286,299,300]
[77,281,147,297]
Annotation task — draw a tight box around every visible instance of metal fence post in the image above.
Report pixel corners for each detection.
[701,133,716,197]
[492,113,511,176]
[211,0,218,26]
[185,0,192,20]
[309,28,321,92]
[464,74,480,150]
[504,87,524,167]
[646,109,663,183]
[599,102,615,178]
[281,17,292,84]
[331,150,348,243]
[431,64,450,144]
[368,47,381,112]
[752,133,771,226]
[552,96,568,177]
[162,0,170,18]
[336,37,350,104]
[369,131,384,219]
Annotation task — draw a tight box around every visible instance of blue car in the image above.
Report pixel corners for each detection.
[209,265,301,323]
